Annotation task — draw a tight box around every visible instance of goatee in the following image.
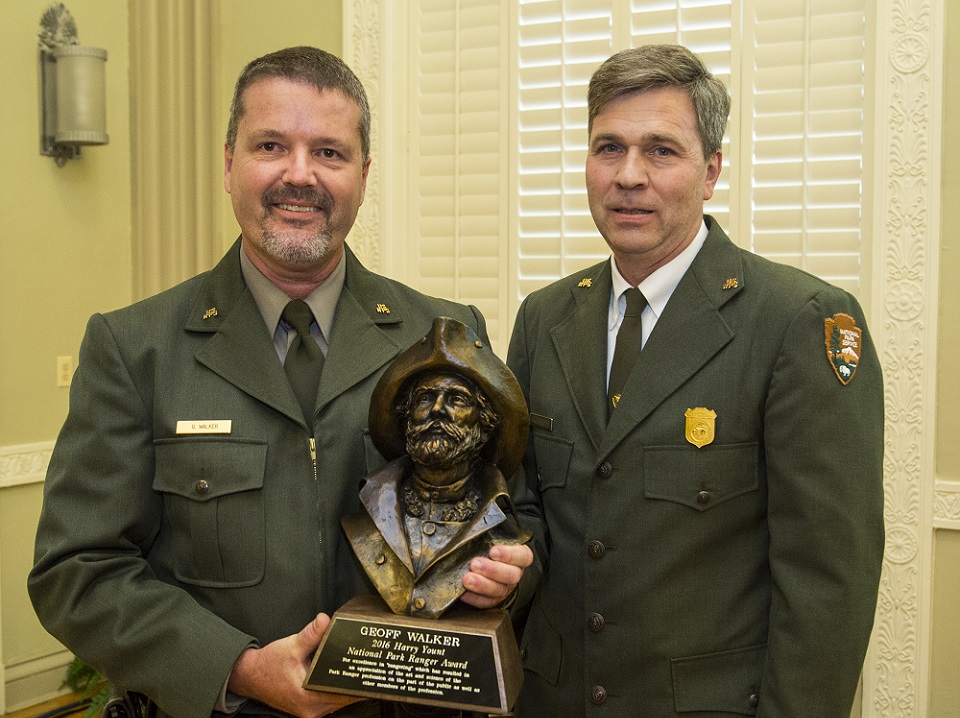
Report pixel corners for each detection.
[259,187,332,264]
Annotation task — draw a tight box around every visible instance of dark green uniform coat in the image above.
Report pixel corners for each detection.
[29,241,485,718]
[507,218,884,717]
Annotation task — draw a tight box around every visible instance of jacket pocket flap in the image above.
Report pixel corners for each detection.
[644,442,759,510]
[532,432,573,491]
[520,599,563,685]
[671,643,764,715]
[154,438,267,500]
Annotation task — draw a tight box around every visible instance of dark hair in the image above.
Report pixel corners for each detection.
[226,46,371,160]
[588,44,730,158]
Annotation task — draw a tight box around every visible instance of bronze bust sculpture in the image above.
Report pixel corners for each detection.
[342,317,532,619]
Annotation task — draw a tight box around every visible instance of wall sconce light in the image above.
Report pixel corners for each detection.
[38,3,109,167]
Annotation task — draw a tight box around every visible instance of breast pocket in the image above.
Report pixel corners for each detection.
[643,442,759,510]
[153,438,267,587]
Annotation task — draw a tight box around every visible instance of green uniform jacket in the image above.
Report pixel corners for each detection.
[29,241,486,718]
[507,218,884,717]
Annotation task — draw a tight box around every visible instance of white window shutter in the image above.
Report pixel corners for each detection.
[745,0,866,294]
[410,1,509,347]
[392,0,868,348]
[516,2,613,303]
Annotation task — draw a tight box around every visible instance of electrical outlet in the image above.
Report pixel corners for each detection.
[56,355,73,387]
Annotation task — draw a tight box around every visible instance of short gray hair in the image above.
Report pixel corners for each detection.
[587,44,730,158]
[226,46,371,161]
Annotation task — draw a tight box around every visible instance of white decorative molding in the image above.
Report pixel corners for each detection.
[3,649,74,714]
[5,648,73,682]
[0,442,54,489]
[343,0,383,274]
[933,482,960,530]
[864,1,943,716]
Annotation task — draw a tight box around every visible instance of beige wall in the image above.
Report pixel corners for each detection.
[931,1,960,715]
[1,0,132,445]
[931,532,960,714]
[0,0,132,708]
[937,0,960,483]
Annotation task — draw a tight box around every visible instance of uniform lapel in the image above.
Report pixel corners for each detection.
[189,242,303,424]
[317,247,406,411]
[600,221,743,456]
[551,263,612,453]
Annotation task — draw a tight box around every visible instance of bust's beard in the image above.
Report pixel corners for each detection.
[405,419,484,471]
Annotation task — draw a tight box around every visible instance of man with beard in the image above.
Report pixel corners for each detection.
[29,48,531,718]
[342,317,533,620]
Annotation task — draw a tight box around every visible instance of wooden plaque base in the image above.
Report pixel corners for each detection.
[304,595,523,714]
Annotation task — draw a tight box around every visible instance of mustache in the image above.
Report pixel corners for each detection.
[261,187,331,211]
[406,419,468,444]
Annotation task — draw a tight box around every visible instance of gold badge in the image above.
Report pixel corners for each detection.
[685,408,716,448]
[578,278,593,288]
[722,278,738,290]
[202,307,218,320]
[376,303,391,314]
[824,313,862,385]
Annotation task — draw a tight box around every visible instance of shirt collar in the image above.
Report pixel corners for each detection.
[239,241,345,340]
[609,219,709,328]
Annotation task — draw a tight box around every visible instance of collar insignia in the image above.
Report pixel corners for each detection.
[376,303,391,314]
[202,307,218,320]
[824,313,862,385]
[722,278,738,290]
[578,278,593,288]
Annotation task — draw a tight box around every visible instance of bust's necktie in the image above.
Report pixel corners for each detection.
[608,287,647,417]
[281,300,324,423]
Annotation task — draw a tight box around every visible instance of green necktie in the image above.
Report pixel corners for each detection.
[608,287,646,417]
[281,300,324,423]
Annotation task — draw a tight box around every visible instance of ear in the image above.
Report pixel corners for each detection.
[702,151,722,201]
[224,143,234,194]
[358,156,372,205]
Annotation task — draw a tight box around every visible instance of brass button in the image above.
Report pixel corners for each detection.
[588,540,606,559]
[749,693,760,708]
[587,613,605,632]
[375,554,386,565]
[412,597,425,611]
[596,461,613,479]
[696,490,711,505]
[422,522,437,536]
[589,685,607,705]
[194,479,209,495]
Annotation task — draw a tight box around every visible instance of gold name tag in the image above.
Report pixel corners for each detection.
[176,420,232,435]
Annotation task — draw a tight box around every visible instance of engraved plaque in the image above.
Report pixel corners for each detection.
[305,595,523,714]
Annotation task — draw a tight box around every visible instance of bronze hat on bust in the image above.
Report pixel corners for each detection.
[369,316,529,478]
